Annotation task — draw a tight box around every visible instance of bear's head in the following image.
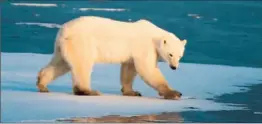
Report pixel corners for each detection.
[154,33,187,70]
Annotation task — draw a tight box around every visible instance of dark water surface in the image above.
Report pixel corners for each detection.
[181,83,262,123]
[2,1,262,68]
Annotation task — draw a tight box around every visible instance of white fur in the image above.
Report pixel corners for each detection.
[37,16,187,96]
[57,16,186,66]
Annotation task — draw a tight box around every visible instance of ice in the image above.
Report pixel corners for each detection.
[1,53,262,122]
[15,22,61,29]
[10,3,57,7]
[79,8,127,12]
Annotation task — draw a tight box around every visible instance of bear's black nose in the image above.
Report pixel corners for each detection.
[178,92,182,97]
[170,65,176,70]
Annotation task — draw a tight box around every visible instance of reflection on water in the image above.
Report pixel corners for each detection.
[56,112,184,123]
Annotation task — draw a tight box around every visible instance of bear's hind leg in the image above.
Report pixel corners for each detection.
[60,39,101,96]
[37,54,70,92]
[71,73,101,96]
[120,62,142,97]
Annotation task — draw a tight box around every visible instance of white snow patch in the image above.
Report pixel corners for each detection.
[79,8,127,12]
[254,112,262,115]
[1,53,262,122]
[15,22,61,28]
[11,3,57,7]
[34,14,40,17]
[187,14,201,19]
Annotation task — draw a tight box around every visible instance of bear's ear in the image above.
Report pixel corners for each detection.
[182,39,187,46]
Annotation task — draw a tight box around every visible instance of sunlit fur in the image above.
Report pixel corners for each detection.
[37,16,187,98]
[155,33,187,68]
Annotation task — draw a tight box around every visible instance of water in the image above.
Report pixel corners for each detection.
[1,1,262,122]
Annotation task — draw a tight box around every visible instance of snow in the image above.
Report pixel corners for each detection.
[254,112,262,115]
[79,8,127,12]
[1,53,262,122]
[15,22,61,29]
[10,3,57,7]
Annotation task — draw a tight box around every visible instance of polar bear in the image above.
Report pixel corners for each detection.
[36,16,187,100]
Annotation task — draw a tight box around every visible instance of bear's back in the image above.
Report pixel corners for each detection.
[64,16,132,29]
[59,16,167,48]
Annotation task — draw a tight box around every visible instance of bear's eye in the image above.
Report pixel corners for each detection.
[164,40,166,44]
[169,54,173,57]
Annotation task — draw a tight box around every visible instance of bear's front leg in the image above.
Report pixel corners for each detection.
[133,56,182,100]
[142,68,182,100]
[120,62,142,97]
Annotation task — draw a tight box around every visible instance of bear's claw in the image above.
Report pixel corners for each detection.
[37,84,49,93]
[122,91,142,97]
[159,90,182,100]
[73,86,101,96]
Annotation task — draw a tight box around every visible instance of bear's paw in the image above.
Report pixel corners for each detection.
[37,84,49,93]
[73,86,101,96]
[121,89,142,97]
[159,90,182,100]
